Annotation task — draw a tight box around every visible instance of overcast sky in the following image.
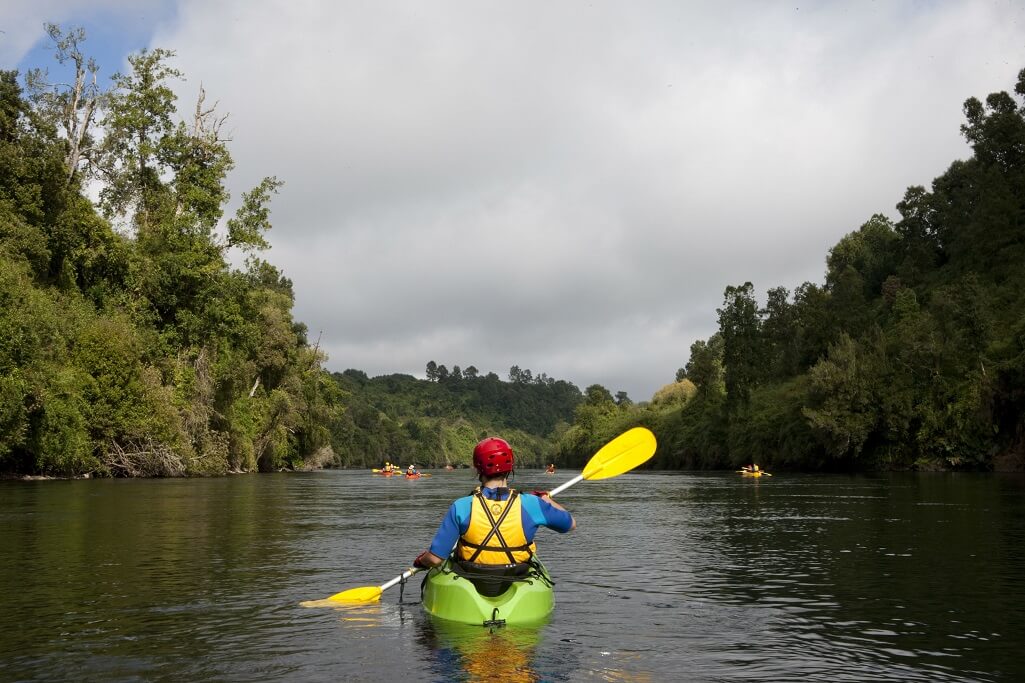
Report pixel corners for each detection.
[6,1,1025,400]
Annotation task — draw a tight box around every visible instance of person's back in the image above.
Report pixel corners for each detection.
[413,437,575,594]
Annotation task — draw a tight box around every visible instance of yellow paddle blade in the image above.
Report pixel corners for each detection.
[328,585,383,603]
[582,427,657,481]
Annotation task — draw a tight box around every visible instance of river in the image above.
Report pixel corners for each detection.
[1,470,1023,682]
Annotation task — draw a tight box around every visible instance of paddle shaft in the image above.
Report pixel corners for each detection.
[381,567,420,591]
[548,474,583,497]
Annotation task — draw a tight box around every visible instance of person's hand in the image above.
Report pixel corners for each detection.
[532,490,549,499]
[413,552,432,569]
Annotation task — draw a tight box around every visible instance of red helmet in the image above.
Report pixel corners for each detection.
[472,437,514,477]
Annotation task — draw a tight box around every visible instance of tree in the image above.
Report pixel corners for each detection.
[792,282,835,370]
[895,186,942,286]
[228,176,282,255]
[684,335,724,396]
[425,360,438,381]
[168,86,236,231]
[98,48,183,231]
[584,384,614,406]
[717,282,762,408]
[650,379,697,409]
[464,365,479,379]
[825,214,898,299]
[803,333,878,462]
[24,24,105,184]
[614,390,632,407]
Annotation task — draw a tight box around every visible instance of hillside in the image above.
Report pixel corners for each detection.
[326,367,582,468]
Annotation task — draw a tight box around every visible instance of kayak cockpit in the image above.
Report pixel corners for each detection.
[421,557,554,626]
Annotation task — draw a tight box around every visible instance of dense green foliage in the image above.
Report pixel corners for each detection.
[327,365,582,469]
[1,32,342,476]
[555,69,1025,472]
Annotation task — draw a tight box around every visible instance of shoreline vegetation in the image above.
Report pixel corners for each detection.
[3,27,1024,478]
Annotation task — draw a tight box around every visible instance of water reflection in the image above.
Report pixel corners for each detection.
[419,619,544,683]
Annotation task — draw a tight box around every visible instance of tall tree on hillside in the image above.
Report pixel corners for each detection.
[951,73,1025,282]
[761,286,797,380]
[792,282,835,370]
[895,186,943,286]
[718,282,762,408]
[98,48,182,232]
[584,384,614,406]
[684,335,724,396]
[24,24,105,184]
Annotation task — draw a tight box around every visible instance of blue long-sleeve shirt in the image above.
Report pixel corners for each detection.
[428,487,574,559]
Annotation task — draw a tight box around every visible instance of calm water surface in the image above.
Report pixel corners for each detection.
[2,470,1024,682]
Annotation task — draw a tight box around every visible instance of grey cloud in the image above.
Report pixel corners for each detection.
[10,1,1025,400]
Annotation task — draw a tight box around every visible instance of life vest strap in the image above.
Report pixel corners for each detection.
[463,490,527,564]
[459,539,532,552]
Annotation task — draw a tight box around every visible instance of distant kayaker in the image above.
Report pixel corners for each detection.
[407,464,419,475]
[413,437,575,578]
[545,463,556,474]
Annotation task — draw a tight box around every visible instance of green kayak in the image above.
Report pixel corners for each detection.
[421,558,554,626]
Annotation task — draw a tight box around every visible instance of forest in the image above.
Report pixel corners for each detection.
[0,28,344,476]
[3,26,1024,476]
[553,68,1025,473]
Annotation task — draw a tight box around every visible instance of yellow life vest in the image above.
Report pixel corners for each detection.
[457,490,536,565]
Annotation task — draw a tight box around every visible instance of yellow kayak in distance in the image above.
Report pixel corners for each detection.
[737,469,772,477]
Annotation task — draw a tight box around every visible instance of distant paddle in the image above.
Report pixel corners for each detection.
[314,427,658,605]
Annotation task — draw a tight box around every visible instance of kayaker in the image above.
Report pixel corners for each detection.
[413,437,575,587]
[407,463,418,476]
[545,463,556,474]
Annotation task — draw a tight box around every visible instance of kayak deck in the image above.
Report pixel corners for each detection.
[422,559,554,626]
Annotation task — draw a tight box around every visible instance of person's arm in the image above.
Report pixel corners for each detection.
[414,500,464,567]
[414,551,444,568]
[533,492,575,532]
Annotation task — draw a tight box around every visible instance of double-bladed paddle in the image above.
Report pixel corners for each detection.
[324,426,657,604]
